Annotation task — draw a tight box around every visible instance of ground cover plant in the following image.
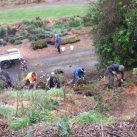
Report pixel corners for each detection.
[0,16,88,48]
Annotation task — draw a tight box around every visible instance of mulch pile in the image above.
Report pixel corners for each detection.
[1,117,137,137]
[70,118,137,137]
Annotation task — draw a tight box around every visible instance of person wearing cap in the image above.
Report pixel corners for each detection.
[0,69,13,88]
[25,72,37,89]
[47,72,60,88]
[72,67,85,83]
[107,64,125,88]
[55,34,61,54]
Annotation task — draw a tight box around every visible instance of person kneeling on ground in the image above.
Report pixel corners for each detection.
[0,68,13,88]
[47,72,60,89]
[72,67,86,84]
[107,64,125,88]
[25,72,37,90]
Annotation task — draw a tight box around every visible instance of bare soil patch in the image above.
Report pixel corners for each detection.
[111,81,137,119]
[58,94,95,116]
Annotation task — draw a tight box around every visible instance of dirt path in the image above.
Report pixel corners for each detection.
[8,47,97,81]
[0,0,94,9]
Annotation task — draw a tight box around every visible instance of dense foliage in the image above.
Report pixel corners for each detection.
[88,0,137,67]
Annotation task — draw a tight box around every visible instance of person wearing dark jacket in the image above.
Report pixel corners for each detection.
[0,69,13,88]
[47,72,60,88]
[55,34,61,54]
[107,64,125,88]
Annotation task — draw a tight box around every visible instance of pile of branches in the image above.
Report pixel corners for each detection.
[2,117,137,137]
[70,117,137,137]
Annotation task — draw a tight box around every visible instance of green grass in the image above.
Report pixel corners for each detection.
[72,110,116,125]
[10,117,29,130]
[0,104,15,118]
[0,5,86,23]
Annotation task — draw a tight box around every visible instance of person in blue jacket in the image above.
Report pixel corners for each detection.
[72,67,85,83]
[107,64,125,88]
[55,34,61,54]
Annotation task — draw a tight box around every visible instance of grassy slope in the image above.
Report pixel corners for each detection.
[0,5,86,23]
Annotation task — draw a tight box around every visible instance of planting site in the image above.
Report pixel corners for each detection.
[0,0,137,137]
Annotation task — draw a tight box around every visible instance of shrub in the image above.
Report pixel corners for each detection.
[62,37,80,45]
[10,117,29,130]
[8,37,15,44]
[7,27,17,35]
[133,68,137,75]
[28,34,38,41]
[73,110,116,124]
[0,104,15,118]
[14,40,22,45]
[0,39,7,46]
[31,39,48,50]
[32,93,59,111]
[0,79,5,89]
[3,37,9,42]
[36,33,45,39]
[57,117,71,137]
[69,17,83,28]
[2,40,7,46]
[47,88,64,98]
[0,27,5,38]
[82,16,92,26]
[89,0,137,67]
[27,109,45,124]
[31,17,44,28]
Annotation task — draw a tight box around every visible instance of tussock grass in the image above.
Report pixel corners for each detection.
[72,110,116,125]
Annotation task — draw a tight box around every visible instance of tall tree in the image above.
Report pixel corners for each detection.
[88,0,137,67]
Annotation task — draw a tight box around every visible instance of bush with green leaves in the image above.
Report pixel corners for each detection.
[47,88,64,98]
[88,0,137,67]
[31,39,48,50]
[8,37,15,44]
[0,26,6,38]
[73,110,116,125]
[0,39,7,46]
[10,117,29,130]
[0,104,15,118]
[56,117,71,137]
[0,79,5,89]
[7,26,17,35]
[69,17,83,28]
[133,68,137,75]
[15,40,22,45]
[62,37,80,45]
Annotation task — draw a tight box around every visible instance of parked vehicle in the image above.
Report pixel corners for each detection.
[0,48,23,69]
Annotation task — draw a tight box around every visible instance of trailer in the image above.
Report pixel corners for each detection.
[0,48,23,69]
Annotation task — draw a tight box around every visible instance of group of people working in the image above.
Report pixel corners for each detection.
[0,63,125,90]
[0,67,86,89]
[24,67,86,89]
